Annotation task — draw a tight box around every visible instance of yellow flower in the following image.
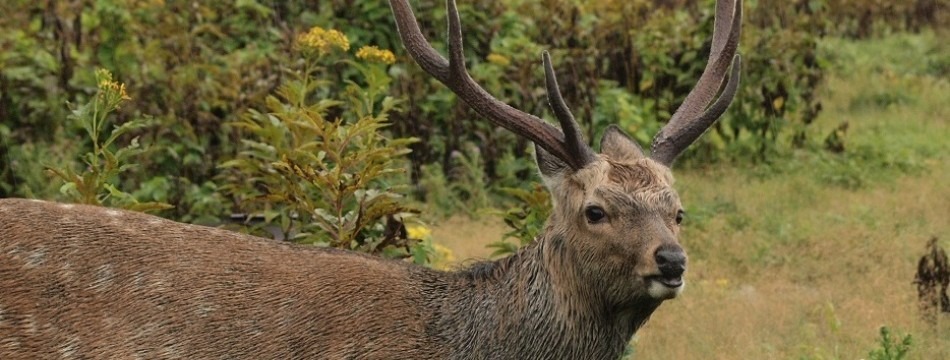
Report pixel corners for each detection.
[406,224,432,240]
[101,81,131,101]
[356,46,396,65]
[296,26,350,54]
[94,68,132,107]
[430,243,456,270]
[487,53,510,66]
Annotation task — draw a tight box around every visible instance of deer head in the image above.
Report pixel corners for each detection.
[390,0,741,305]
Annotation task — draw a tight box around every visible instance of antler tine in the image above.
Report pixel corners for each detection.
[651,0,743,166]
[542,51,596,167]
[389,0,450,82]
[389,0,594,170]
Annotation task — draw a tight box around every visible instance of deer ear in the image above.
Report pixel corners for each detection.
[600,125,644,162]
[535,143,571,180]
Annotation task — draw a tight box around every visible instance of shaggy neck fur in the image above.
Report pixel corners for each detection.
[420,229,663,359]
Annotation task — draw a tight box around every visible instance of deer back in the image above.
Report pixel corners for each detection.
[0,199,449,358]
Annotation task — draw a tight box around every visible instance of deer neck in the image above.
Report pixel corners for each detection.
[435,231,660,359]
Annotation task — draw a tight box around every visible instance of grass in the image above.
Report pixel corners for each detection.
[430,31,949,359]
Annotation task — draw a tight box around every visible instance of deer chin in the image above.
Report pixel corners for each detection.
[645,275,686,300]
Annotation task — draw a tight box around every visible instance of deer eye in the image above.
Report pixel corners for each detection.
[584,206,607,224]
[675,210,685,225]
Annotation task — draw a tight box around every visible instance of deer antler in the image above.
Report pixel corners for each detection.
[389,0,595,170]
[650,0,743,166]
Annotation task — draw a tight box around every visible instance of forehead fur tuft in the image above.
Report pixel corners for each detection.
[606,158,673,191]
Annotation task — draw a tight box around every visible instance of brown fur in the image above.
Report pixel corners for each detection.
[0,129,689,359]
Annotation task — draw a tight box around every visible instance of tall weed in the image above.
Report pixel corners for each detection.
[220,28,429,261]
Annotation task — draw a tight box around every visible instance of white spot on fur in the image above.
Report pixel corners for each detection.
[60,263,75,282]
[106,209,121,217]
[23,314,37,334]
[160,343,181,357]
[59,335,80,359]
[6,246,22,257]
[132,271,146,288]
[29,198,43,202]
[134,349,150,360]
[148,218,162,225]
[59,203,75,209]
[648,279,685,299]
[26,249,45,267]
[196,303,216,317]
[89,264,115,291]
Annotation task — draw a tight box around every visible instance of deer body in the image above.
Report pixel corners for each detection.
[1,199,435,358]
[1,0,742,357]
[3,197,653,359]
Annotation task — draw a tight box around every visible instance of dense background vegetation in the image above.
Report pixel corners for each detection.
[0,0,947,357]
[2,0,941,222]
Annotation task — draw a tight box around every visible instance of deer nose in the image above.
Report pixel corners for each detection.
[655,245,687,278]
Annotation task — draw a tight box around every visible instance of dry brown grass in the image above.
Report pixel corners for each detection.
[635,162,949,359]
[429,215,504,262]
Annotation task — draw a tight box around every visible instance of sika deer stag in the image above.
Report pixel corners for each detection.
[0,0,741,358]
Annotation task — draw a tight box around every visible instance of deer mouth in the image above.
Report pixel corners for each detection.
[648,275,684,288]
[645,275,686,300]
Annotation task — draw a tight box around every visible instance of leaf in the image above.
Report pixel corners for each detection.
[126,202,175,213]
[487,241,519,258]
[59,182,78,197]
[639,77,654,92]
[235,0,273,17]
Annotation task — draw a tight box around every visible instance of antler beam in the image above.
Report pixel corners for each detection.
[650,0,743,166]
[389,0,595,170]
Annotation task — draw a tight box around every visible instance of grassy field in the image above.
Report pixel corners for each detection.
[429,32,949,359]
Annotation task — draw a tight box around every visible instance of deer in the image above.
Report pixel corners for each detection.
[0,0,741,358]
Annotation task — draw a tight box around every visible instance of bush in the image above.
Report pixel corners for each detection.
[867,326,913,360]
[220,27,429,261]
[1,0,941,228]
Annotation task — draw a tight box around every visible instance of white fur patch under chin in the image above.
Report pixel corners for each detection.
[648,279,686,300]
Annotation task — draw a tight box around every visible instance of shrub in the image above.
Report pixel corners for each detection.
[1,0,941,228]
[220,28,429,262]
[46,69,171,213]
[867,326,913,360]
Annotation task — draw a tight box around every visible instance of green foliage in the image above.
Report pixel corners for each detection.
[417,163,463,218]
[867,327,912,360]
[488,184,551,257]
[221,31,427,261]
[0,1,831,199]
[46,69,171,213]
[0,0,295,219]
[445,144,494,216]
[0,1,943,252]
[592,82,658,147]
[812,144,926,190]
